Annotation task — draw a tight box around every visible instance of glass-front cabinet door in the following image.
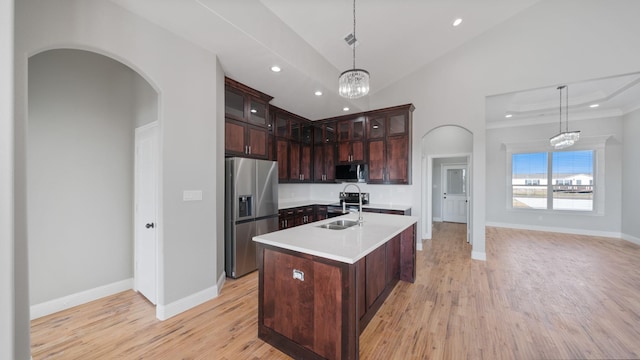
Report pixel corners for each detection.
[388,113,407,135]
[248,98,268,127]
[225,88,245,120]
[368,116,385,139]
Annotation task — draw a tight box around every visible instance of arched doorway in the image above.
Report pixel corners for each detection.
[27,49,159,318]
[420,125,473,244]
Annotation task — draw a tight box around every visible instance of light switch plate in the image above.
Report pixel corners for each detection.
[183,190,203,201]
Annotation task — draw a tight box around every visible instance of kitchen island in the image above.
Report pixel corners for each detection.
[253,212,418,360]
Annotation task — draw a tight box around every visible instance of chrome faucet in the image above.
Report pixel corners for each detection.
[342,183,364,226]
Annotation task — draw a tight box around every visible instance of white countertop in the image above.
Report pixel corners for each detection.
[253,212,418,264]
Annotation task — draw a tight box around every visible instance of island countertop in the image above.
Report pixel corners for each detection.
[253,212,418,264]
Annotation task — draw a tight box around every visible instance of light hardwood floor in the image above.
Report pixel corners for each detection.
[31,223,640,359]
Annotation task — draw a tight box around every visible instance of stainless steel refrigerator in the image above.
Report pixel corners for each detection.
[225,157,279,278]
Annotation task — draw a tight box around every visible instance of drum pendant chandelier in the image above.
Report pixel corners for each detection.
[338,0,370,99]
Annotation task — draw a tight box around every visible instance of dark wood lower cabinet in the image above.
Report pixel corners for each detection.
[257,224,416,360]
[261,250,345,359]
[315,205,328,221]
[365,245,387,310]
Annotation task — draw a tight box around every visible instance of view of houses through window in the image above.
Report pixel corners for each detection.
[512,150,594,211]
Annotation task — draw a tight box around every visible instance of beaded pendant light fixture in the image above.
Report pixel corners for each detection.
[338,0,370,99]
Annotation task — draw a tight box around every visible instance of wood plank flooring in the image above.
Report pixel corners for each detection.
[31,223,640,359]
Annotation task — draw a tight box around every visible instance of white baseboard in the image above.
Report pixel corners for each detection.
[217,272,226,293]
[433,217,442,222]
[156,283,220,321]
[622,232,640,245]
[485,221,622,239]
[417,240,423,251]
[471,251,486,261]
[30,278,133,320]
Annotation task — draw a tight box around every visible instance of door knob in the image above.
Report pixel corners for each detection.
[145,223,155,229]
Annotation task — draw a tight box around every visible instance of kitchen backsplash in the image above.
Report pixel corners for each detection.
[278,183,413,205]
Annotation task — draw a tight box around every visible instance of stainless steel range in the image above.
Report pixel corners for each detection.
[327,192,369,218]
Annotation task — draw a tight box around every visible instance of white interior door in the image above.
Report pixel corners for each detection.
[135,122,158,304]
[442,165,468,223]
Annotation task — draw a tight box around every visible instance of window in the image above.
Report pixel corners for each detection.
[512,153,547,209]
[511,150,594,212]
[505,136,607,215]
[551,150,594,211]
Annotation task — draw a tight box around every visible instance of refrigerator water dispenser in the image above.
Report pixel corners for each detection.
[238,195,253,217]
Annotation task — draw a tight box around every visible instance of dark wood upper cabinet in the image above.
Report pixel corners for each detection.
[336,116,365,164]
[314,122,336,144]
[368,117,385,139]
[225,120,270,159]
[313,122,336,182]
[337,141,364,164]
[224,78,274,159]
[276,139,289,182]
[224,77,273,127]
[272,106,312,183]
[248,98,268,127]
[225,87,245,119]
[337,116,365,142]
[225,77,414,185]
[366,105,414,184]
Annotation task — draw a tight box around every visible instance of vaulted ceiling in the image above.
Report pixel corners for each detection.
[111,0,540,120]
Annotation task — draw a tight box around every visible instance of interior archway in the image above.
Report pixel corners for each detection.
[27,48,158,318]
[420,125,473,246]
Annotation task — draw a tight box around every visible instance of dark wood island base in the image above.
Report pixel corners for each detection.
[257,224,416,360]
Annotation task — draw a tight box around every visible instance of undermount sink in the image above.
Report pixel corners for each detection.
[317,219,360,230]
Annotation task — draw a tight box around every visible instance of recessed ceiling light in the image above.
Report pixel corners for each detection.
[250,109,257,113]
[314,90,323,96]
[343,107,350,112]
[270,66,281,72]
[589,104,600,108]
[505,114,513,118]
[453,18,463,27]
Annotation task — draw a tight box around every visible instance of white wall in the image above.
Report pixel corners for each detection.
[486,118,623,235]
[133,73,158,128]
[27,49,143,305]
[622,108,640,242]
[1,0,17,358]
[15,0,222,324]
[369,0,640,257]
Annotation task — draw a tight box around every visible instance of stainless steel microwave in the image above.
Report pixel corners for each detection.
[335,164,368,183]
